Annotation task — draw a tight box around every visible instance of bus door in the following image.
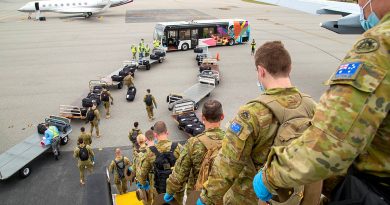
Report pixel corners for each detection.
[190,29,199,48]
[167,29,178,49]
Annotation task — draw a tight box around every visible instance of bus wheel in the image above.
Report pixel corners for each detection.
[228,39,234,46]
[181,43,189,51]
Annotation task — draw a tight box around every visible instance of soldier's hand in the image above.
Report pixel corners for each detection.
[111,101,114,105]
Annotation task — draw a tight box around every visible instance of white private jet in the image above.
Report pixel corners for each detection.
[255,0,364,34]
[18,0,133,19]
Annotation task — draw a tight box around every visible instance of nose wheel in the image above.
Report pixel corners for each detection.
[84,12,92,18]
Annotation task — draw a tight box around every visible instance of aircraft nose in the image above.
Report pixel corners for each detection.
[18,5,27,12]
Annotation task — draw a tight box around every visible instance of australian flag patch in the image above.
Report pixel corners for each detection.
[334,62,362,79]
[230,122,242,135]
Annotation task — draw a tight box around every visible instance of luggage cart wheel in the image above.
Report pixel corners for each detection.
[146,64,151,70]
[118,82,123,89]
[60,135,69,145]
[158,58,163,63]
[19,166,31,178]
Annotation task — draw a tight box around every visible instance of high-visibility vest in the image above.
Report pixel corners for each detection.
[132,46,137,53]
[48,126,59,138]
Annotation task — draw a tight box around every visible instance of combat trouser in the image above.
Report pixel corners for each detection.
[51,137,60,159]
[90,120,100,137]
[78,160,94,182]
[114,176,128,195]
[103,101,110,117]
[146,106,154,120]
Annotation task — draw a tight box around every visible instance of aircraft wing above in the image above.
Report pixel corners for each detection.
[255,0,364,34]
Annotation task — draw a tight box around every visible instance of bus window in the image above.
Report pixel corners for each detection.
[191,29,198,39]
[202,27,215,38]
[179,29,190,40]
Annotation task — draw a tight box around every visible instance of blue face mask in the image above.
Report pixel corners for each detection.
[256,81,265,93]
[359,0,380,30]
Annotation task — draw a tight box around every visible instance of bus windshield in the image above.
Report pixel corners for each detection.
[154,25,165,41]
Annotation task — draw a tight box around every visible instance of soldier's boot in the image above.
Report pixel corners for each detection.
[96,127,101,138]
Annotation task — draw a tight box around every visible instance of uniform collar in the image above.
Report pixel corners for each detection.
[264,87,299,95]
[379,12,390,24]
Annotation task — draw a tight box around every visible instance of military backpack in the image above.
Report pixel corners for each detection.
[145,95,153,106]
[86,109,95,122]
[150,143,178,194]
[114,157,126,179]
[101,91,110,102]
[254,93,322,205]
[194,134,222,191]
[79,146,89,161]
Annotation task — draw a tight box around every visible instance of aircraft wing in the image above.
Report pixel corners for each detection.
[54,0,112,14]
[255,0,364,34]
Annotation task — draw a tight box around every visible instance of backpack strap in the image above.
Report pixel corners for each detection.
[197,134,221,151]
[149,146,160,157]
[170,142,178,153]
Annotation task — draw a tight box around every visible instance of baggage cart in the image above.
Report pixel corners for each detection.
[59,105,87,120]
[0,116,72,180]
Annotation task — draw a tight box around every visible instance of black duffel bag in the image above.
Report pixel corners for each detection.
[111,75,124,82]
[194,47,203,53]
[126,86,137,101]
[150,54,159,60]
[154,50,165,57]
[37,123,47,134]
[176,112,196,121]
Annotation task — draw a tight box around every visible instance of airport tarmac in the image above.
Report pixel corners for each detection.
[0,0,359,204]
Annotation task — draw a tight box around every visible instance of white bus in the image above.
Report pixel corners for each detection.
[153,19,251,51]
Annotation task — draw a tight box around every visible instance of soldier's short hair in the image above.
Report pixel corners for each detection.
[78,138,84,144]
[81,127,85,132]
[147,89,151,93]
[145,130,154,141]
[255,41,291,77]
[134,122,139,128]
[137,134,146,145]
[153,121,167,135]
[202,100,223,123]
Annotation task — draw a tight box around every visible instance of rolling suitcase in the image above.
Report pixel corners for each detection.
[126,86,137,101]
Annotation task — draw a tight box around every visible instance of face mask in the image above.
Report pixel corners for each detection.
[256,81,265,93]
[359,0,380,30]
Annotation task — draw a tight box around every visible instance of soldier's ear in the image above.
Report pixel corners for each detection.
[220,114,224,121]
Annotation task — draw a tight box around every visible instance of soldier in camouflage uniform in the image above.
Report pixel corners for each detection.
[164,100,225,203]
[138,121,181,203]
[144,89,157,121]
[87,103,101,138]
[109,148,131,195]
[199,41,317,205]
[78,127,92,146]
[74,138,94,185]
[101,87,114,119]
[254,1,390,204]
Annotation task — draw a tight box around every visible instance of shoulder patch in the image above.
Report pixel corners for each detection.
[239,110,251,121]
[354,38,379,53]
[333,62,362,80]
[229,121,243,135]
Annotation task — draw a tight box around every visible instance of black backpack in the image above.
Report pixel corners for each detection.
[101,91,109,102]
[150,143,178,194]
[145,95,153,106]
[115,157,126,179]
[86,109,95,122]
[79,146,89,161]
[130,129,139,144]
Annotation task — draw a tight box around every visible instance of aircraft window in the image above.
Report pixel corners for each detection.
[61,3,64,6]
[72,3,75,5]
[78,3,81,5]
[84,2,87,5]
[42,5,46,7]
[54,4,57,6]
[66,3,69,6]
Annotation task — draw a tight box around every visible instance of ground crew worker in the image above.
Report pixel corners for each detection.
[123,73,134,88]
[78,127,92,146]
[131,134,153,205]
[251,39,256,55]
[254,1,390,204]
[145,44,151,57]
[165,100,225,203]
[101,87,113,119]
[128,121,142,151]
[139,42,145,59]
[137,121,181,203]
[198,41,317,205]
[153,39,160,49]
[144,89,157,121]
[109,148,131,195]
[44,123,60,160]
[74,138,94,185]
[131,45,137,60]
[87,103,101,138]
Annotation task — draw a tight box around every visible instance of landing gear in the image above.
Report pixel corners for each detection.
[84,12,92,18]
[28,13,32,19]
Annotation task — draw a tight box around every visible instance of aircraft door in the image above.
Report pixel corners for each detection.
[35,2,39,10]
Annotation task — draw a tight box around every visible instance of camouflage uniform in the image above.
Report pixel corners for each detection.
[132,146,153,205]
[88,108,100,137]
[73,144,94,182]
[263,13,390,197]
[101,90,113,118]
[78,131,92,146]
[123,74,134,88]
[166,128,225,195]
[109,156,131,195]
[200,87,316,205]
[138,140,181,202]
[144,94,157,120]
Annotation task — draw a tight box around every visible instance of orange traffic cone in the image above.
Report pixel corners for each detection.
[216,52,220,61]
